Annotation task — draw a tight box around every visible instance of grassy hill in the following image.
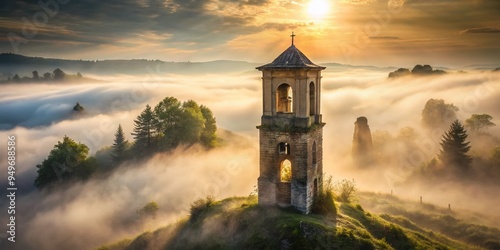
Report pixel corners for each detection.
[98,192,500,250]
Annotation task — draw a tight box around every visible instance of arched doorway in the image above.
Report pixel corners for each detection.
[278,159,292,204]
[280,159,292,182]
[276,84,293,113]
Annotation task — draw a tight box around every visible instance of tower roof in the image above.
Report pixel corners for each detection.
[256,44,326,71]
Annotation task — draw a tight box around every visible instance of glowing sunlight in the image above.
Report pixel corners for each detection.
[307,0,330,19]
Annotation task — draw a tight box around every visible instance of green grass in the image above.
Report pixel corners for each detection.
[98,194,498,250]
[358,191,500,249]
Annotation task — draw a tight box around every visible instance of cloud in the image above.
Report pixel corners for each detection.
[1,0,500,65]
[1,54,500,250]
[0,83,154,130]
[369,36,401,40]
[461,27,500,34]
[0,144,258,250]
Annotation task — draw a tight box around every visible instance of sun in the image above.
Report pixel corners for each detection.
[307,0,329,18]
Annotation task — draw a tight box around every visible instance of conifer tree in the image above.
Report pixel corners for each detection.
[438,120,472,171]
[132,105,156,154]
[111,124,128,164]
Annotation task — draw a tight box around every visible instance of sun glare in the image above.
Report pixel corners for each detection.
[308,0,329,19]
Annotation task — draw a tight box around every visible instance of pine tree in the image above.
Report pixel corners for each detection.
[111,124,128,164]
[438,120,472,171]
[132,105,156,154]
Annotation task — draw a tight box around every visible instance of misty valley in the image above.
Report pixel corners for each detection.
[0,56,499,249]
[1,0,500,248]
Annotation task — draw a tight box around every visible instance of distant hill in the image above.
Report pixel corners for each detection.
[0,53,406,79]
[322,62,398,72]
[462,63,500,71]
[99,193,499,250]
[0,53,261,77]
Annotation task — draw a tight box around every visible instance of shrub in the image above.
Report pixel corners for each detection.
[190,195,215,221]
[311,175,337,215]
[334,179,357,202]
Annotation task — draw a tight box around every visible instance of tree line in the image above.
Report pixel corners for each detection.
[34,96,217,189]
[3,68,83,83]
[370,98,499,185]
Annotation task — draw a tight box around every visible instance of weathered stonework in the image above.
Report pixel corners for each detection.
[256,40,326,214]
[352,116,373,167]
[258,127,324,213]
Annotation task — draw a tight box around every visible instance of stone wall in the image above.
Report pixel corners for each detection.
[352,116,373,167]
[258,126,323,214]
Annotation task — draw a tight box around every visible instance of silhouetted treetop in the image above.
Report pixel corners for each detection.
[1,68,84,83]
[421,99,459,130]
[465,114,495,133]
[53,68,66,80]
[388,68,410,78]
[388,64,446,78]
[73,102,84,112]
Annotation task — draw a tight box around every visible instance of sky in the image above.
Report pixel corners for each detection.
[0,0,499,67]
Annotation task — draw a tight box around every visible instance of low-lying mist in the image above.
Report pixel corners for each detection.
[0,68,499,249]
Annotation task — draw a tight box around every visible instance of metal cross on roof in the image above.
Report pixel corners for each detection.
[291,32,296,45]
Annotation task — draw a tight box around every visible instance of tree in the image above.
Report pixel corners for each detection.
[200,105,217,148]
[32,70,39,80]
[76,72,82,78]
[132,105,157,153]
[438,120,472,171]
[179,100,205,145]
[43,72,52,80]
[491,146,500,166]
[73,102,84,112]
[12,74,20,82]
[111,124,129,164]
[388,68,410,78]
[53,68,66,80]
[397,127,418,142]
[465,114,495,133]
[422,99,459,130]
[132,97,218,155]
[73,156,98,180]
[137,201,159,219]
[34,136,95,188]
[154,97,183,150]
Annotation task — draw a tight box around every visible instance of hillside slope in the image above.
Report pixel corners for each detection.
[99,194,499,250]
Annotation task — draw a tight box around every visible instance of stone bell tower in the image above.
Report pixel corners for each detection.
[256,33,326,214]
